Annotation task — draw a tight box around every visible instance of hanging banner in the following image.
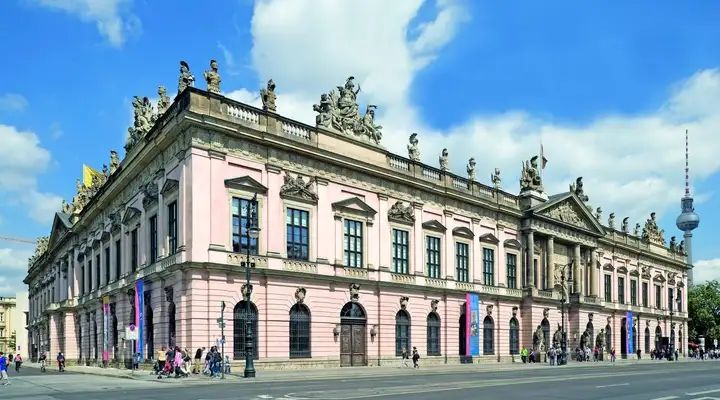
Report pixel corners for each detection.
[103,296,110,361]
[627,311,634,355]
[136,280,145,360]
[466,293,481,357]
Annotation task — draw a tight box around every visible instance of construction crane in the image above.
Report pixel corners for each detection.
[0,235,37,245]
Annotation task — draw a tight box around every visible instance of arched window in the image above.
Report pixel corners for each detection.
[426,312,441,356]
[605,325,612,354]
[289,304,311,359]
[483,316,495,355]
[233,301,259,360]
[459,312,467,356]
[395,310,411,356]
[644,327,651,354]
[509,318,519,355]
[655,326,662,350]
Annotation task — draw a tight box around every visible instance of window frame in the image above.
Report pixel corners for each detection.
[391,228,410,274]
[506,253,518,289]
[455,241,470,283]
[167,201,178,255]
[425,236,442,279]
[343,218,364,268]
[286,207,311,261]
[482,248,495,286]
[148,214,158,264]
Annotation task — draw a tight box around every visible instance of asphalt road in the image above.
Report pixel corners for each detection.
[3,361,720,400]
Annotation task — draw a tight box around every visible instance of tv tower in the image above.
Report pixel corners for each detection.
[675,129,700,287]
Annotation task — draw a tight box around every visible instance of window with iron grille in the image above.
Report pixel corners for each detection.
[618,277,625,304]
[482,248,494,285]
[506,254,517,289]
[289,304,311,358]
[392,229,410,274]
[168,201,178,254]
[642,282,648,307]
[343,219,363,268]
[677,289,683,312]
[455,242,469,282]
[95,254,101,289]
[286,208,310,261]
[604,274,612,302]
[232,197,258,255]
[483,317,495,355]
[655,284,662,308]
[426,236,441,279]
[395,310,411,356]
[630,280,637,306]
[426,312,441,356]
[149,215,158,264]
[131,229,138,272]
[114,240,121,282]
[104,247,110,285]
[509,318,519,355]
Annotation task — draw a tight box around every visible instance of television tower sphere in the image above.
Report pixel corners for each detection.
[676,204,700,232]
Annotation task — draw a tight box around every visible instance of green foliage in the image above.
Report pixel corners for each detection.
[688,280,720,344]
[8,330,16,351]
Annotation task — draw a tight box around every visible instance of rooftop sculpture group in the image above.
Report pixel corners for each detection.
[313,76,383,145]
[519,156,544,193]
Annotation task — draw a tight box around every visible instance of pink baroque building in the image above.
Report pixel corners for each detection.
[25,68,690,369]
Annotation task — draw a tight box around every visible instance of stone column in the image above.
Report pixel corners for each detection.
[573,244,581,294]
[589,250,598,296]
[547,236,555,289]
[526,230,535,288]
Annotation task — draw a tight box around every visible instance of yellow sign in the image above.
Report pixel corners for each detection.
[82,164,103,187]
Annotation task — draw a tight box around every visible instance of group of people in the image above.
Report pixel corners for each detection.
[150,345,228,379]
[400,347,421,369]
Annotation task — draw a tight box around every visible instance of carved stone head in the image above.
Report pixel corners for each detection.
[512,306,518,317]
[399,296,409,309]
[430,299,439,312]
[588,313,594,322]
[486,304,493,316]
[543,307,549,318]
[164,286,174,303]
[295,287,306,304]
[241,283,253,301]
[349,283,361,302]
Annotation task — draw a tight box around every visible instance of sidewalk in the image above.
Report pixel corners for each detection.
[20,357,697,383]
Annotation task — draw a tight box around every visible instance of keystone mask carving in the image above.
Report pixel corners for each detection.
[164,286,174,303]
[241,283,253,301]
[349,283,361,302]
[430,299,439,312]
[486,304,493,316]
[294,287,306,304]
[399,296,409,309]
[543,307,550,318]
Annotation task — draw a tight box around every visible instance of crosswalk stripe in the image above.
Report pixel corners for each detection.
[687,389,720,396]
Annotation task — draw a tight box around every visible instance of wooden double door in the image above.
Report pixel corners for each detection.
[340,322,366,367]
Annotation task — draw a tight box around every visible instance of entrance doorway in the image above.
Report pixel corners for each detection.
[339,302,366,367]
[459,312,466,356]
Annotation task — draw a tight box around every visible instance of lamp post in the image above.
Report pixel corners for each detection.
[556,260,573,366]
[668,294,681,361]
[244,193,260,378]
[220,301,226,379]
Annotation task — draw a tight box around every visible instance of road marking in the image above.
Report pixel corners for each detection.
[687,389,720,396]
[596,383,629,388]
[648,396,678,400]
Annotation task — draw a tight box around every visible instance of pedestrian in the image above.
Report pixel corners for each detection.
[411,347,420,369]
[400,347,409,368]
[0,352,10,385]
[193,347,205,374]
[14,353,22,372]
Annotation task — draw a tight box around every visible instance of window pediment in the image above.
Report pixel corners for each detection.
[602,263,614,271]
[533,244,542,254]
[629,268,640,277]
[224,175,268,195]
[161,178,179,196]
[122,207,142,225]
[452,226,474,238]
[676,281,685,288]
[531,193,605,236]
[422,220,446,233]
[332,197,377,218]
[653,274,666,283]
[617,266,628,274]
[504,238,522,250]
[478,233,499,245]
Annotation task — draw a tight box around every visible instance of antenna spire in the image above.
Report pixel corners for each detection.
[685,129,691,197]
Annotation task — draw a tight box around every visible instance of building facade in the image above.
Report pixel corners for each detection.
[0,293,28,358]
[25,66,690,368]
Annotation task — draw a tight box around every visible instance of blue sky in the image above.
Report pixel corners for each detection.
[1,0,719,295]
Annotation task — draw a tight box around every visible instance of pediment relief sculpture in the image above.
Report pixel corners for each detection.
[543,201,592,230]
[478,233,499,245]
[640,265,650,279]
[504,238,522,250]
[422,219,447,233]
[387,201,415,224]
[141,179,159,209]
[642,212,666,246]
[452,226,474,239]
[280,172,318,203]
[313,76,383,145]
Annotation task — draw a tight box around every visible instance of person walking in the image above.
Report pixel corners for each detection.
[0,352,10,385]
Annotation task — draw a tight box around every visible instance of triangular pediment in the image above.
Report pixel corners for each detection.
[617,266,628,274]
[422,220,447,233]
[224,176,268,194]
[121,207,142,225]
[161,178,179,195]
[653,274,666,283]
[452,226,474,238]
[629,268,640,277]
[478,233,500,245]
[504,238,522,249]
[531,193,605,236]
[47,212,73,251]
[602,263,614,271]
[331,197,377,217]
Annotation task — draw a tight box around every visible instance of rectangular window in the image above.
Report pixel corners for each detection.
[286,208,310,261]
[655,284,662,308]
[482,248,494,286]
[167,201,178,255]
[88,260,92,292]
[618,277,625,304]
[668,288,674,312]
[131,229,138,272]
[149,215,158,264]
[604,274,612,303]
[80,264,85,294]
[426,236,441,279]
[104,247,110,285]
[391,229,410,274]
[506,253,517,289]
[95,254,101,288]
[533,258,538,289]
[630,280,637,306]
[642,282,648,307]
[232,197,258,255]
[677,289,683,312]
[343,219,363,268]
[114,240,121,281]
[455,242,469,283]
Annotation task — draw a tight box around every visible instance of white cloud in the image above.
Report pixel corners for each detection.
[228,0,720,231]
[0,246,33,296]
[694,259,720,284]
[33,0,141,47]
[0,94,28,112]
[0,125,61,225]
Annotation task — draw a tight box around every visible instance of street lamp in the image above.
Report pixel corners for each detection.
[244,193,260,378]
[668,294,681,361]
[555,260,573,365]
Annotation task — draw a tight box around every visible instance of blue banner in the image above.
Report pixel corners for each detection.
[466,293,481,356]
[136,280,145,360]
[627,312,634,354]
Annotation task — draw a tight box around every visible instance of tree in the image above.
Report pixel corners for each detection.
[8,330,16,351]
[688,280,720,345]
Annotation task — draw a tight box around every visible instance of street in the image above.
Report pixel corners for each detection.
[3,361,720,399]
